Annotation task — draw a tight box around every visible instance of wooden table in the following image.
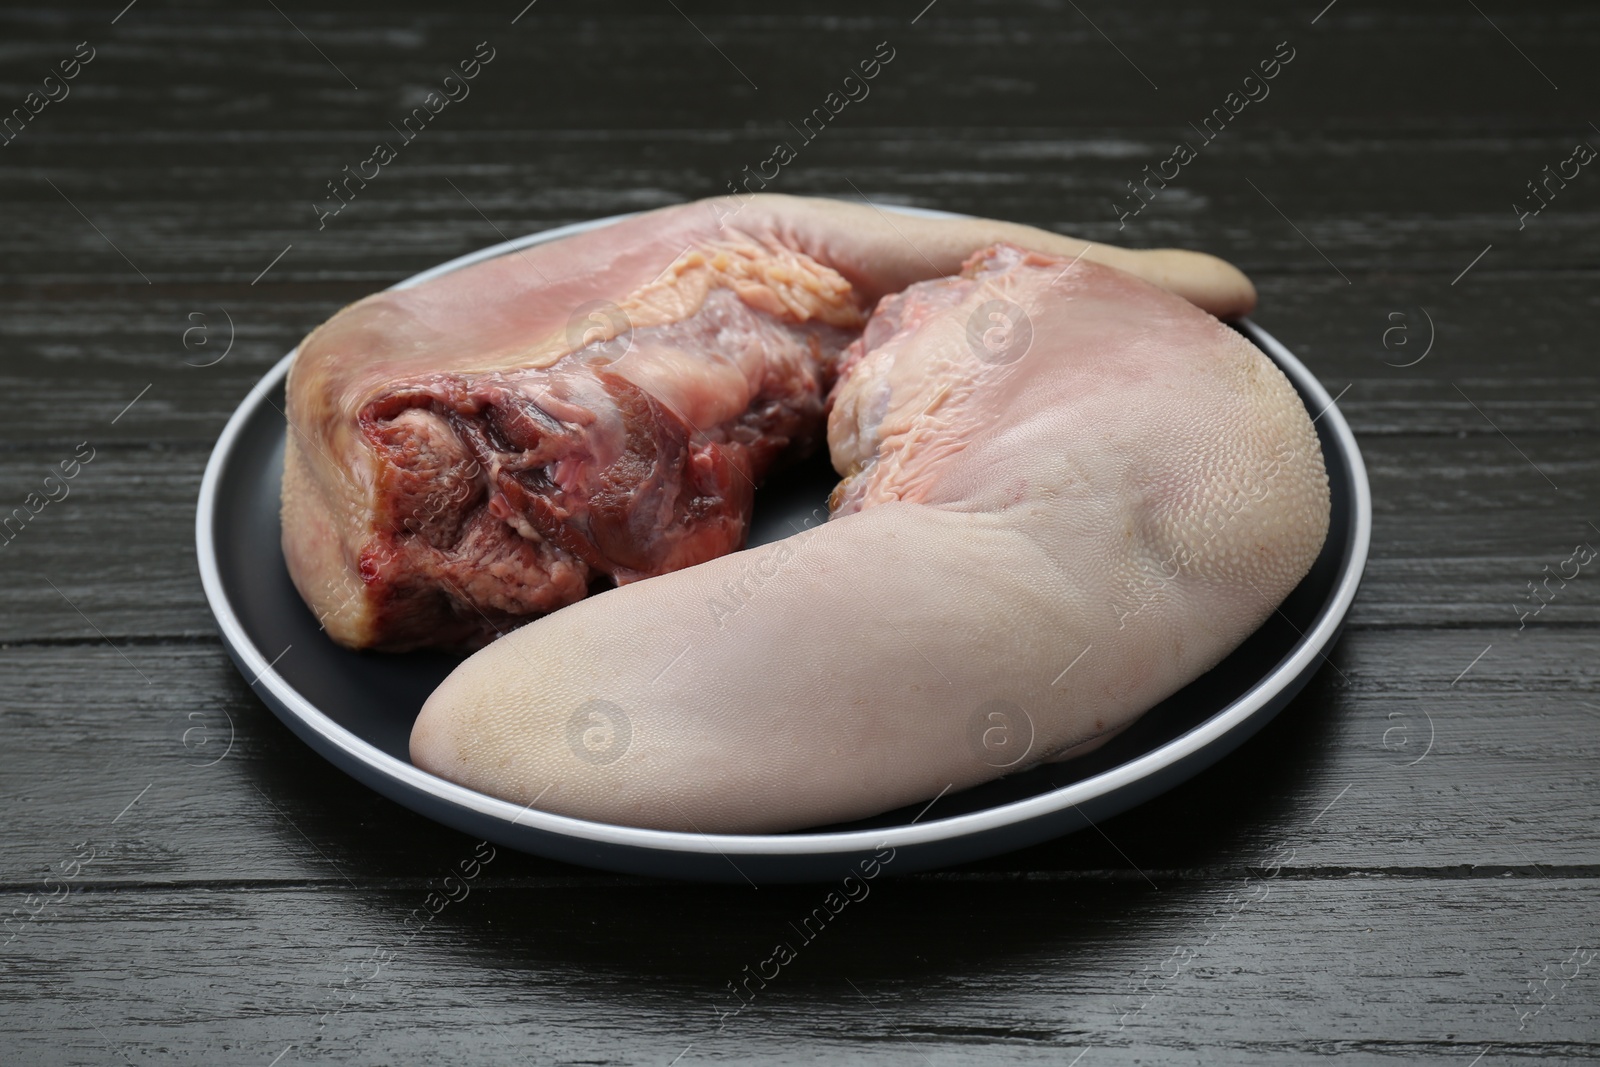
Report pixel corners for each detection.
[3,2,1597,1062]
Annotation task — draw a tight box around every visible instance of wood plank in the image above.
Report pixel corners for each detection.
[0,629,1596,887]
[1,876,1595,1063]
[2,1,1597,135]
[3,127,1599,289]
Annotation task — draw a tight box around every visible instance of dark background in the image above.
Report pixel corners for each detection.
[3,1,1598,1063]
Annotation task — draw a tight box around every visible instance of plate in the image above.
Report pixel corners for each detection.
[196,207,1370,883]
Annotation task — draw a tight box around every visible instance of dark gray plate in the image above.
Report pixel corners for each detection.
[196,210,1370,883]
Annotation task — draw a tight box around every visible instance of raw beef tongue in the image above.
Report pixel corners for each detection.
[282,194,1257,651]
[409,235,1330,834]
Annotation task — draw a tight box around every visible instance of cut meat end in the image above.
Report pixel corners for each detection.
[358,507,594,650]
[341,288,853,651]
[363,405,484,549]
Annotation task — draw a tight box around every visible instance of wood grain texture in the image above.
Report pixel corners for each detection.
[2,0,1597,1062]
[2,879,1597,1065]
[3,130,1598,286]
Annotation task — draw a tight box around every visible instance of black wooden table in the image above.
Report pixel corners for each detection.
[3,2,1598,1063]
